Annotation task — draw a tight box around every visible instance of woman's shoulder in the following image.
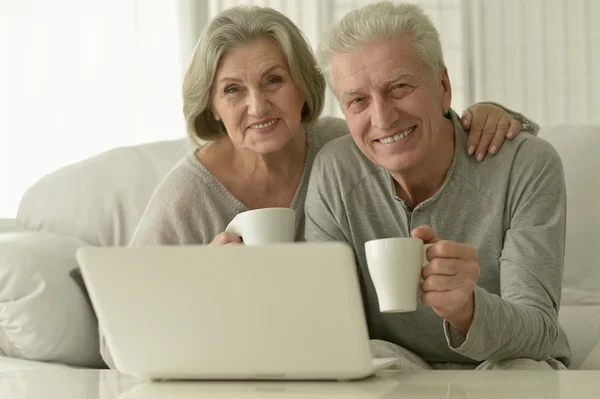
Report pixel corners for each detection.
[129,150,230,246]
[145,150,216,209]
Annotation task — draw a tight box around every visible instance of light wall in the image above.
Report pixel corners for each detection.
[471,0,600,126]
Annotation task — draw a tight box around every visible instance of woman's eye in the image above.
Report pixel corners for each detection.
[225,87,239,94]
[268,76,283,84]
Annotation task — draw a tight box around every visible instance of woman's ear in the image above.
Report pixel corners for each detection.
[211,107,221,121]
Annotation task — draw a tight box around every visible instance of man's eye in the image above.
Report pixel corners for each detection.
[394,83,407,90]
[350,98,364,104]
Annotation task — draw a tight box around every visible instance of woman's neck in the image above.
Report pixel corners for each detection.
[228,127,308,180]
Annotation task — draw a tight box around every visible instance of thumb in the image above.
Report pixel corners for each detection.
[411,224,440,244]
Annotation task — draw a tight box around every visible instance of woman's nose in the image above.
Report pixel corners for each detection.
[248,90,271,117]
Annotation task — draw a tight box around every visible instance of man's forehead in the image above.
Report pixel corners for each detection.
[332,45,418,79]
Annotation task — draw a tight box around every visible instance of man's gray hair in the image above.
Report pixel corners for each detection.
[317,1,445,91]
[183,5,325,143]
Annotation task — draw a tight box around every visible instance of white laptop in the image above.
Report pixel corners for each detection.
[76,242,397,381]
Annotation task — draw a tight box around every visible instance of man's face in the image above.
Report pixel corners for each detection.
[331,35,452,174]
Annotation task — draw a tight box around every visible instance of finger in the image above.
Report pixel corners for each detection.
[421,274,464,292]
[461,109,472,130]
[428,240,478,261]
[421,289,466,312]
[209,234,227,245]
[225,232,243,244]
[465,111,487,157]
[423,259,480,284]
[487,118,511,155]
[474,116,501,162]
[210,232,242,245]
[506,118,521,139]
[421,258,460,279]
[410,225,440,244]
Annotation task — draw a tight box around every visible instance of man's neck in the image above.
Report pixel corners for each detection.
[391,118,456,208]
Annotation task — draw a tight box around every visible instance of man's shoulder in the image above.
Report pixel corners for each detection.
[310,133,384,197]
[312,116,350,149]
[314,133,373,170]
[500,132,563,172]
[457,132,564,201]
[518,133,561,157]
[459,130,562,176]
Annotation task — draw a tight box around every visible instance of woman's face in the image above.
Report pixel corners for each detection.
[210,37,307,154]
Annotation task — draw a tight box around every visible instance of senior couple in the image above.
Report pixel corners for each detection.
[102,2,570,371]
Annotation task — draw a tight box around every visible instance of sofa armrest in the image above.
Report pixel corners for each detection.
[0,219,24,234]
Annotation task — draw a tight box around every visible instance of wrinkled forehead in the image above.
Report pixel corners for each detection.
[215,37,289,79]
[330,39,430,94]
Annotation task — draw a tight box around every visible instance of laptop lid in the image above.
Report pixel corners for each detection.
[77,242,375,380]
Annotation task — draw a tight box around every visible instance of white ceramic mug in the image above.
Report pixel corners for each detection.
[225,207,295,246]
[365,237,433,313]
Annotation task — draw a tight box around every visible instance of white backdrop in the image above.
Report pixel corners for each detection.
[0,0,188,217]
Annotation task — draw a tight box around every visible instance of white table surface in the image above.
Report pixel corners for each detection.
[1,368,599,399]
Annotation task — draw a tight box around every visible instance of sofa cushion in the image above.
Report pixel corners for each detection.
[581,341,600,370]
[16,138,191,247]
[558,305,600,369]
[541,126,600,303]
[0,232,104,367]
[539,124,600,369]
[0,219,25,234]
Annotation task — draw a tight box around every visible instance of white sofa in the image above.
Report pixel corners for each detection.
[0,126,599,371]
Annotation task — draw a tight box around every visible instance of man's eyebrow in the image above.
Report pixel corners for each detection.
[341,71,414,96]
[342,88,362,97]
[384,71,412,84]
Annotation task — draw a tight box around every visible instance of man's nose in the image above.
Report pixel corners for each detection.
[371,96,398,130]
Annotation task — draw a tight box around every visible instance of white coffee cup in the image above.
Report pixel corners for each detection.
[365,237,433,313]
[225,207,295,246]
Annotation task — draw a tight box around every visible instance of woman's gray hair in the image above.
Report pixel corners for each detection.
[183,5,326,143]
[317,1,445,92]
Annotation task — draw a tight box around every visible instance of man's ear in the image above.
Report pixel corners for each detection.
[440,67,452,111]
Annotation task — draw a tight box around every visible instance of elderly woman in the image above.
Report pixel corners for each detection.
[99,5,537,368]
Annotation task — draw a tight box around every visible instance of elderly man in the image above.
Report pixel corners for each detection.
[305,2,570,370]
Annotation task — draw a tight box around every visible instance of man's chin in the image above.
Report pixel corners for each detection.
[374,154,416,174]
